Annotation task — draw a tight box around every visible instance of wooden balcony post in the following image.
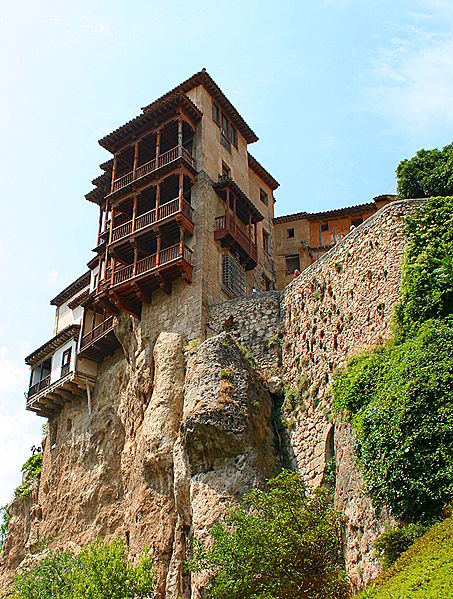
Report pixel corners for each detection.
[156,129,161,161]
[232,191,237,236]
[103,199,109,233]
[155,183,160,221]
[111,155,117,193]
[254,221,257,247]
[96,259,102,293]
[156,232,161,267]
[133,243,138,276]
[179,226,184,256]
[132,194,137,232]
[109,206,115,244]
[179,171,184,210]
[248,213,252,251]
[133,142,139,178]
[110,256,115,286]
[178,116,183,156]
[226,187,230,228]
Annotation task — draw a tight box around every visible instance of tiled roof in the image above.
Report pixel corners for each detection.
[50,272,91,307]
[247,153,279,191]
[25,325,81,366]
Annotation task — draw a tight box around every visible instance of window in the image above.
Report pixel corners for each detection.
[212,102,221,125]
[351,216,363,227]
[264,275,272,291]
[222,162,231,178]
[262,230,270,254]
[222,253,246,298]
[287,228,295,238]
[61,348,72,367]
[321,222,329,232]
[260,189,268,206]
[213,101,238,150]
[285,254,300,275]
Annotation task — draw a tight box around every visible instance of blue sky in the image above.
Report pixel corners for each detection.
[1,0,452,506]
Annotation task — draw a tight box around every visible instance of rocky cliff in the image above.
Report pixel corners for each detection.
[1,200,423,597]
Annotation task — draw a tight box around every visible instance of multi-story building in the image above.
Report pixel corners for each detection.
[24,70,395,418]
[273,194,396,289]
[25,70,279,416]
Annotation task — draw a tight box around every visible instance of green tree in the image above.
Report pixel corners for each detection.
[189,469,348,599]
[396,143,453,199]
[15,453,43,499]
[14,539,155,599]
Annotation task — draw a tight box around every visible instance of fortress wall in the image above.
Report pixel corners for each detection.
[207,291,281,376]
[280,199,425,588]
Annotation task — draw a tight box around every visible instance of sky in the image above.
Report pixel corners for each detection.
[0,0,453,506]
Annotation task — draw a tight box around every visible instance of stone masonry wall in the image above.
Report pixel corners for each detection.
[280,199,425,589]
[207,291,281,376]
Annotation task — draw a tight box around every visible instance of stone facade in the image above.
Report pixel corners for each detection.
[280,199,425,588]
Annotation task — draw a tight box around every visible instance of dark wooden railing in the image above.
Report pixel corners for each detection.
[28,375,51,398]
[60,363,71,378]
[112,243,192,287]
[110,198,193,244]
[215,213,257,262]
[80,316,115,350]
[112,145,196,193]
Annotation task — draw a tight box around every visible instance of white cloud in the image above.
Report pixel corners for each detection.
[47,267,59,287]
[368,4,453,134]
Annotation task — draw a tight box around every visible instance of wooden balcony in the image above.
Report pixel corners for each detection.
[110,146,196,196]
[26,368,95,418]
[79,315,120,363]
[111,242,193,289]
[215,213,258,269]
[110,198,194,245]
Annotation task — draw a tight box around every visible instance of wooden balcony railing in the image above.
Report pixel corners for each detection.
[60,363,71,378]
[28,375,51,398]
[112,242,193,287]
[215,213,258,263]
[80,316,115,350]
[110,198,193,244]
[111,145,196,193]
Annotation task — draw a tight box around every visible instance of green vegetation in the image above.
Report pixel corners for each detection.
[396,142,453,200]
[15,453,43,499]
[0,505,10,552]
[14,538,155,599]
[373,523,427,570]
[183,338,201,353]
[359,514,453,598]
[189,469,348,599]
[333,197,453,525]
[237,342,257,369]
[219,366,233,380]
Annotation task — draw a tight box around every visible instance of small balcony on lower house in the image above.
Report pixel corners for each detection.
[79,309,121,363]
[213,176,263,270]
[25,325,97,418]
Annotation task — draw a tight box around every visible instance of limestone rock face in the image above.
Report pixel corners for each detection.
[0,330,277,598]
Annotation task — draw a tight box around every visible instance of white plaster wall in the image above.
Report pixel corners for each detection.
[50,339,77,384]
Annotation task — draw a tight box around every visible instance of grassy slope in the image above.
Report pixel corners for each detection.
[358,515,453,598]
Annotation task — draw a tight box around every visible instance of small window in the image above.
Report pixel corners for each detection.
[287,228,295,238]
[61,348,72,367]
[264,275,272,291]
[260,189,268,205]
[222,162,231,178]
[351,216,363,227]
[212,101,220,125]
[321,222,329,232]
[231,125,238,148]
[285,254,300,275]
[262,230,270,254]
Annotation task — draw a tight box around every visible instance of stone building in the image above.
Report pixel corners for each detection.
[273,194,396,289]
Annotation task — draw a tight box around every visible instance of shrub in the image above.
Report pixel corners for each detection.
[0,505,10,552]
[189,469,348,599]
[333,319,453,523]
[374,524,427,570]
[15,453,43,499]
[14,538,155,599]
[219,367,233,380]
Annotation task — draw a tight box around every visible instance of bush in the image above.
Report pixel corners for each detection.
[15,453,43,499]
[189,469,348,599]
[0,505,10,552]
[14,538,155,599]
[374,524,427,570]
[396,143,453,199]
[394,196,453,337]
[333,319,453,523]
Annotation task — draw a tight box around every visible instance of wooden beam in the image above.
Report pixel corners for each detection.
[133,283,151,304]
[110,292,141,319]
[156,272,172,295]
